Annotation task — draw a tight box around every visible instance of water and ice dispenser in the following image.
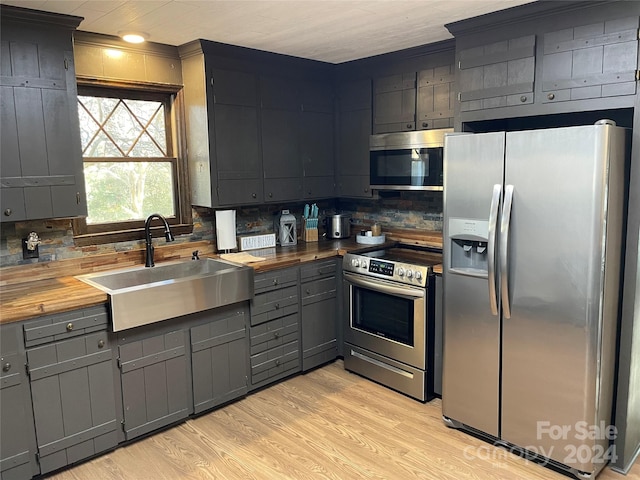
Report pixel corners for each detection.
[448,218,490,276]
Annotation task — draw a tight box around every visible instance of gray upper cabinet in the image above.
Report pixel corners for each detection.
[448,1,639,123]
[458,35,536,113]
[0,6,86,222]
[373,73,417,133]
[0,323,39,480]
[180,41,335,207]
[260,76,302,203]
[541,17,638,104]
[336,78,372,198]
[417,65,456,129]
[24,306,118,475]
[300,81,335,200]
[211,68,263,206]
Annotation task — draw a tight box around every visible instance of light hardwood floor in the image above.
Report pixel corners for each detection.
[49,360,639,480]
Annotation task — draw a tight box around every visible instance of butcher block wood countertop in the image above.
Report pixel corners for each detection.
[0,230,442,325]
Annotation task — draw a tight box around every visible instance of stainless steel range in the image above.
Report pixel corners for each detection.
[342,247,440,401]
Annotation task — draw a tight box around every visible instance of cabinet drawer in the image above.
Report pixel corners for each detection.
[250,313,299,356]
[300,259,336,282]
[301,276,337,306]
[250,340,299,383]
[254,268,298,294]
[23,305,108,348]
[251,285,298,325]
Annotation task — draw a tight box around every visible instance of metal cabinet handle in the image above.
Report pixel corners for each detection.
[2,362,11,372]
[268,192,273,198]
[274,303,280,309]
[487,184,502,316]
[500,185,515,319]
[306,288,311,295]
[252,193,257,199]
[275,359,281,366]
[273,278,279,285]
[520,95,527,102]
[98,340,105,348]
[273,332,280,339]
[406,124,412,129]
[3,209,11,217]
[66,322,74,331]
[422,122,428,128]
[547,93,555,100]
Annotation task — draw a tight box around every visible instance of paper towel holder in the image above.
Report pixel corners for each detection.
[215,209,237,253]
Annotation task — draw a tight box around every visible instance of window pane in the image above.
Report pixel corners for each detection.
[84,162,175,224]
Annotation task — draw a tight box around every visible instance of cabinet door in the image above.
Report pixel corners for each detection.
[261,108,301,201]
[27,330,118,475]
[541,17,638,103]
[301,271,338,371]
[191,309,248,414]
[0,13,86,223]
[458,35,536,112]
[336,79,372,198]
[211,69,262,206]
[373,72,416,133]
[417,65,455,130]
[118,330,189,440]
[301,110,334,199]
[0,324,39,480]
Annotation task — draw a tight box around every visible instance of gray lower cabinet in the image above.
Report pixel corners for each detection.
[249,267,301,390]
[117,326,190,441]
[23,306,118,475]
[300,259,338,371]
[0,323,39,480]
[190,305,249,414]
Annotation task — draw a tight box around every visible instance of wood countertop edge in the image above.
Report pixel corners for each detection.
[1,235,443,325]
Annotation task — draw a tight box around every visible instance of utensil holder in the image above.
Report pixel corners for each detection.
[302,218,318,242]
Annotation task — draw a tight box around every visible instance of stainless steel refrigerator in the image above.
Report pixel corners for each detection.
[442,122,627,479]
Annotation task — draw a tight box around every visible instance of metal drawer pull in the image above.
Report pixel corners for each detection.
[66,323,74,331]
[273,332,280,339]
[98,340,105,348]
[2,363,11,372]
[275,359,281,366]
[274,303,280,309]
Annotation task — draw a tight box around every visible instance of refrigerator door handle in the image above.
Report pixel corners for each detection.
[487,184,502,316]
[500,184,514,318]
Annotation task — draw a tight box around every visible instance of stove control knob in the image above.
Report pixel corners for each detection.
[415,271,422,280]
[351,259,360,268]
[397,267,405,277]
[406,269,413,279]
[361,261,368,269]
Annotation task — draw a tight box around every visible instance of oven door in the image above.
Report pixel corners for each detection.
[343,271,426,369]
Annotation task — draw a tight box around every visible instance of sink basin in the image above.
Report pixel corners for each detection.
[76,258,254,331]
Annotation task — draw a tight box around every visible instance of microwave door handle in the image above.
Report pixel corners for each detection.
[343,273,425,299]
[500,185,514,319]
[487,184,501,316]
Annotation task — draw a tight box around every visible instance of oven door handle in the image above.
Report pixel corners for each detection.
[343,272,425,299]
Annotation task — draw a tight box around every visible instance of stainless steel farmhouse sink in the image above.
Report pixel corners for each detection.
[76,258,254,331]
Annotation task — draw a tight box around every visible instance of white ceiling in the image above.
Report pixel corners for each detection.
[1,0,534,63]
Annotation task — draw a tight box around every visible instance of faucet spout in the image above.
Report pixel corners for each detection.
[145,213,175,267]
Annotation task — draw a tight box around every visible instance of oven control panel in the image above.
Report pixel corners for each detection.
[344,253,430,286]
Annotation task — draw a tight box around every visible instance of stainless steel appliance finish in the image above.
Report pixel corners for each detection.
[442,123,627,479]
[326,214,351,239]
[343,247,440,401]
[77,258,254,331]
[370,128,452,191]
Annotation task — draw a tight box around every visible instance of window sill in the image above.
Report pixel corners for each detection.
[73,223,194,247]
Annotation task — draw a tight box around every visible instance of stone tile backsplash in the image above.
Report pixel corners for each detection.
[0,192,442,267]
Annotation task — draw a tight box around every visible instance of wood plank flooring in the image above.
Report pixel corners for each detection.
[49,361,640,480]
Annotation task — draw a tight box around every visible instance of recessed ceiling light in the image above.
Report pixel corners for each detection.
[119,31,148,44]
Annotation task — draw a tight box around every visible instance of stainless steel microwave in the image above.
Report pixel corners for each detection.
[370,128,452,191]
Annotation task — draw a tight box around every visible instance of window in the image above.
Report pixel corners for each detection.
[73,85,191,244]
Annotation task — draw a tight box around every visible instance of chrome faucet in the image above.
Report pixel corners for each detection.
[144,213,175,267]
